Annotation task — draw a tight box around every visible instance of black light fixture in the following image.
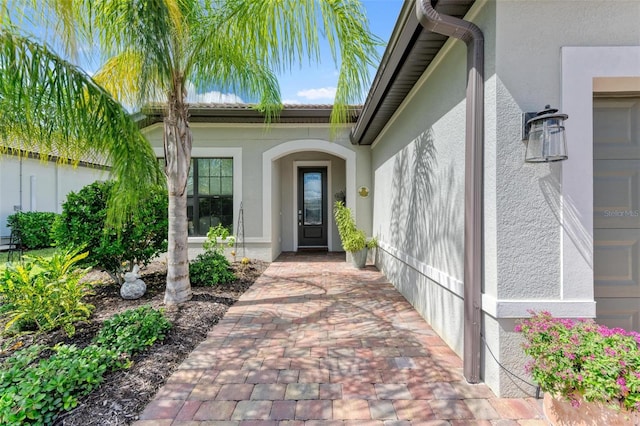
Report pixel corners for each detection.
[522,105,569,162]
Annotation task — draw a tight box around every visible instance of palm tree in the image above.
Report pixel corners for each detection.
[1,0,380,304]
[0,26,163,231]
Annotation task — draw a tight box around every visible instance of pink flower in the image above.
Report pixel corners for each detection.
[515,310,640,411]
[617,377,629,394]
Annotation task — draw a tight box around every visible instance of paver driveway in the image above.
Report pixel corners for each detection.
[134,252,548,425]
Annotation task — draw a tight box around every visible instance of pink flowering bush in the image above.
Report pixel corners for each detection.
[516,310,640,411]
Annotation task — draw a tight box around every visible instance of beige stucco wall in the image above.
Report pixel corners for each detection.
[143,122,372,261]
[0,155,108,238]
[371,0,640,397]
[277,151,346,252]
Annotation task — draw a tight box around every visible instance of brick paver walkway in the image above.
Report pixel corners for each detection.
[134,252,548,425]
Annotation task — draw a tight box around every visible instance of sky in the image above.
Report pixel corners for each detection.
[278,0,404,105]
[192,0,405,105]
[25,0,404,106]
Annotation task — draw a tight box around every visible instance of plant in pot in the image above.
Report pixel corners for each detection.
[334,201,377,268]
[516,310,640,425]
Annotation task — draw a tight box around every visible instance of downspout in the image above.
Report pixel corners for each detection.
[416,0,484,384]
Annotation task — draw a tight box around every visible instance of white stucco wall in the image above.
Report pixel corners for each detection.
[0,155,108,238]
[371,0,640,397]
[144,122,371,261]
[372,13,469,358]
[488,0,640,397]
[271,157,282,260]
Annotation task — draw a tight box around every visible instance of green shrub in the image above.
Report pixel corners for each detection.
[0,344,122,425]
[189,223,236,286]
[203,223,235,255]
[0,306,171,425]
[94,305,172,355]
[189,251,236,286]
[0,249,94,336]
[52,180,168,284]
[7,211,58,249]
[517,311,640,411]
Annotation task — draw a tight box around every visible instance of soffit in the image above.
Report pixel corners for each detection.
[139,103,361,127]
[350,0,475,145]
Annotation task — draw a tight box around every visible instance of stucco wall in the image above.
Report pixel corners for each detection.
[144,122,371,260]
[271,157,282,260]
[492,0,640,304]
[489,0,640,396]
[371,0,640,397]
[0,155,107,238]
[277,152,346,252]
[371,19,469,356]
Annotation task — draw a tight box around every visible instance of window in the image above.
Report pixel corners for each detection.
[187,158,233,236]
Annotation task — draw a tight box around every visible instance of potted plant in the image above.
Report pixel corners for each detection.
[334,201,377,268]
[516,310,640,425]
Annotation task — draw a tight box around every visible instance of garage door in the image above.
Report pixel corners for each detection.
[593,97,640,331]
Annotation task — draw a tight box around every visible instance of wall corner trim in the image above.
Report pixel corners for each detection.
[481,293,597,319]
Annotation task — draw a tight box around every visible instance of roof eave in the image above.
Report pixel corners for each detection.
[138,104,361,127]
[350,0,475,146]
[350,0,422,145]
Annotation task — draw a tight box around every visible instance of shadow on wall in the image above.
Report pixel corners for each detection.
[385,128,464,348]
[539,172,592,269]
[389,128,464,278]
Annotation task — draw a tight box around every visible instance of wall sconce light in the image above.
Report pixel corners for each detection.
[522,105,569,162]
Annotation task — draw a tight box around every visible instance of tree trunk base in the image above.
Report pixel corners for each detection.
[164,287,192,305]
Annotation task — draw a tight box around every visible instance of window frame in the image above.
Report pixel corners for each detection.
[154,147,242,241]
[188,157,234,236]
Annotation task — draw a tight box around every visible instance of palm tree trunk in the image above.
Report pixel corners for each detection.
[163,80,192,304]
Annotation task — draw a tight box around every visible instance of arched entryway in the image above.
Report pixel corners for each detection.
[262,140,357,260]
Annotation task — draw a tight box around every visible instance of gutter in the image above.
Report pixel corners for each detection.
[140,104,360,127]
[415,0,484,384]
[349,3,422,144]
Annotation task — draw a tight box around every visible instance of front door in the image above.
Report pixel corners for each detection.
[298,167,328,248]
[593,96,640,331]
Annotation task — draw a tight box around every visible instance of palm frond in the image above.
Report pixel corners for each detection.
[93,50,156,108]
[190,27,282,121]
[210,0,382,125]
[0,29,163,228]
[1,0,84,58]
[91,0,186,105]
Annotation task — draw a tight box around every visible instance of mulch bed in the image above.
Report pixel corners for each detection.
[0,259,268,426]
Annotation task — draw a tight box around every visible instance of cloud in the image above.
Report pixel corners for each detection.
[188,91,244,104]
[296,87,336,101]
[185,82,244,103]
[281,99,303,105]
